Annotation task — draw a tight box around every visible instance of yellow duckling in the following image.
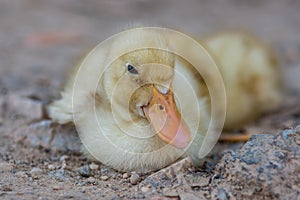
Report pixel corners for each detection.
[47,28,282,172]
[202,31,283,129]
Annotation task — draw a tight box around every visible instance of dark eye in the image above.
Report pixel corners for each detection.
[126,63,139,75]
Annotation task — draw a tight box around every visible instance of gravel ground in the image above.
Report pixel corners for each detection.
[0,0,300,199]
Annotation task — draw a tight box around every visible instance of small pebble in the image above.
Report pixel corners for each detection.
[15,171,28,178]
[141,186,150,193]
[49,169,70,181]
[89,163,99,170]
[216,188,227,200]
[48,164,56,170]
[30,167,43,176]
[77,165,90,177]
[133,193,145,199]
[130,172,141,185]
[258,173,266,181]
[0,162,13,172]
[100,175,109,181]
[122,173,129,179]
[282,129,294,140]
[87,177,96,183]
[60,155,69,162]
[52,185,62,190]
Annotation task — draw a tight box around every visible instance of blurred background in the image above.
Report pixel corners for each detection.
[0,0,299,100]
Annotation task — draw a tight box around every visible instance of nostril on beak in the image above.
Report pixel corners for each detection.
[159,104,165,111]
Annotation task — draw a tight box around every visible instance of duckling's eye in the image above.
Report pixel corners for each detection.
[126,63,139,75]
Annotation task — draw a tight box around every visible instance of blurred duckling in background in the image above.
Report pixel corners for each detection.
[47,28,282,172]
[202,32,282,130]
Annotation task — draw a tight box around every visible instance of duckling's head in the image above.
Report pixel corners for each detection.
[101,30,191,149]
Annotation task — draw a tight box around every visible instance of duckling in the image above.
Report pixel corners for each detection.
[48,28,209,172]
[201,31,283,130]
[47,28,282,172]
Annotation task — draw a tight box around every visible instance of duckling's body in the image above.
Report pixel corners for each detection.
[48,29,282,172]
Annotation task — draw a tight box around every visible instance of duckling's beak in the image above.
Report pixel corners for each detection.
[142,87,191,149]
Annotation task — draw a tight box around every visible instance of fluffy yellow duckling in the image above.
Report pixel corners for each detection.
[201,31,283,129]
[47,28,282,172]
[48,28,209,172]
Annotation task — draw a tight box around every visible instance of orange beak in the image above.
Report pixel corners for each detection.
[142,87,191,149]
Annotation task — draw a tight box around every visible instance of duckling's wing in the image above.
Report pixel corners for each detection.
[47,42,110,124]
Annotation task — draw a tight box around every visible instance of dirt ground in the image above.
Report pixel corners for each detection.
[0,0,300,199]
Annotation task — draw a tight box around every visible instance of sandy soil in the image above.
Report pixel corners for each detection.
[0,0,300,199]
